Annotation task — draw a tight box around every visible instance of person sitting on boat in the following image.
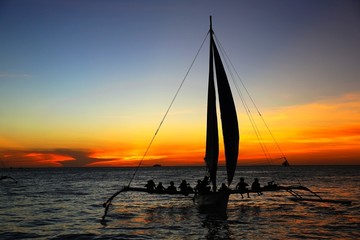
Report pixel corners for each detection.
[167,181,177,192]
[194,179,207,193]
[195,179,202,193]
[195,177,211,193]
[219,183,229,192]
[179,180,188,192]
[264,180,277,190]
[145,180,156,191]
[236,177,250,198]
[179,180,193,195]
[156,182,166,192]
[251,178,262,195]
[202,176,211,192]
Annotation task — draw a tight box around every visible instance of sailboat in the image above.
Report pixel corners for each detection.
[101,17,351,223]
[192,16,238,212]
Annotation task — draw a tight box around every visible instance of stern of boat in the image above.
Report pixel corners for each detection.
[194,191,230,212]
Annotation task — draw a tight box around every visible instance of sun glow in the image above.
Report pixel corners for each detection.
[1,92,359,167]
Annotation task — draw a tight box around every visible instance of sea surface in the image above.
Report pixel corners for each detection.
[0,166,359,239]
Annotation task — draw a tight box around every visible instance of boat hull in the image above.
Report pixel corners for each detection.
[194,191,230,213]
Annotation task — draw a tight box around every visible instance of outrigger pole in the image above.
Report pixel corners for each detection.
[101,184,351,223]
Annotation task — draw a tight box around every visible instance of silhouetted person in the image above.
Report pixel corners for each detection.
[202,176,211,192]
[219,183,229,192]
[156,182,165,192]
[179,180,188,192]
[145,180,156,190]
[167,181,177,192]
[195,177,211,193]
[236,177,249,198]
[251,178,262,195]
[179,180,193,195]
[264,180,277,190]
[195,179,203,193]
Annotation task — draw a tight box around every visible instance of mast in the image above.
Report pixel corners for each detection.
[205,16,219,191]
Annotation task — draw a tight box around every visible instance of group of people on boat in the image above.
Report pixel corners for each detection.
[235,177,262,198]
[144,176,266,198]
[145,179,193,194]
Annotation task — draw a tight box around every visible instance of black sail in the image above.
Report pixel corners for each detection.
[211,33,239,186]
[205,31,219,190]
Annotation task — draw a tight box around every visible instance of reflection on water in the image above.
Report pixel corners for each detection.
[0,166,359,239]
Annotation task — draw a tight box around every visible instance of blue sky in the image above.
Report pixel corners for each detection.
[0,0,360,166]
[1,1,359,106]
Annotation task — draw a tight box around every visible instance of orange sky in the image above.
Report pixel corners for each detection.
[1,1,359,168]
[1,92,359,168]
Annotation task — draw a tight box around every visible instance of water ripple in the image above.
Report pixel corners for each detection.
[0,166,359,239]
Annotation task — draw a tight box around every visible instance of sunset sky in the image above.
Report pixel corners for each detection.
[1,0,359,167]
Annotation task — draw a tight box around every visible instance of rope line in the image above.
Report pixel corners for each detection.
[127,32,210,187]
[214,34,273,163]
[213,33,302,185]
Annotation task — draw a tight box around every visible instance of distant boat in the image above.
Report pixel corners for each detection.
[0,158,17,184]
[0,176,17,183]
[101,16,351,223]
[153,164,162,167]
[282,159,290,167]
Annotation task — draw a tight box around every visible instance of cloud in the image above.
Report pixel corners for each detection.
[49,149,102,167]
[0,148,115,168]
[260,92,360,163]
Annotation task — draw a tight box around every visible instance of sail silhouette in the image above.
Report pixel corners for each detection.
[205,17,239,189]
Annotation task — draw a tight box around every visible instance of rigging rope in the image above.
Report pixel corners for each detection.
[213,33,302,185]
[213,34,273,163]
[127,32,210,187]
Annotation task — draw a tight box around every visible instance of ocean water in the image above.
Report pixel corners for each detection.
[0,166,359,239]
